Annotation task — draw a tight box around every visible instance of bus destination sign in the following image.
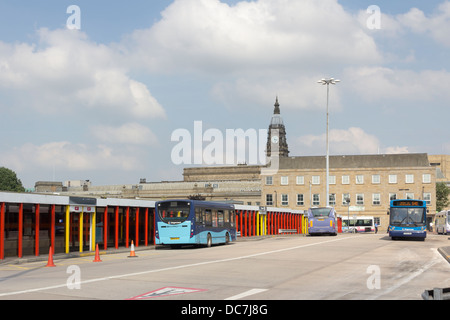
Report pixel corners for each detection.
[393,200,423,207]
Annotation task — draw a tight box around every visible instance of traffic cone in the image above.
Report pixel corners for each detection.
[128,240,138,258]
[46,246,56,267]
[93,244,102,262]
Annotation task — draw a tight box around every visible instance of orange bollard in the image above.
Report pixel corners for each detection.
[93,243,102,262]
[46,246,56,267]
[128,240,138,258]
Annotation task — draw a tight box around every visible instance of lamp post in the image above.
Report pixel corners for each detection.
[317,78,340,207]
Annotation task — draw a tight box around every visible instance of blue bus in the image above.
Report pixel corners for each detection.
[155,200,236,248]
[307,207,337,236]
[388,199,427,240]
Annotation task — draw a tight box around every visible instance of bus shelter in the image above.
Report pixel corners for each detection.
[0,192,155,260]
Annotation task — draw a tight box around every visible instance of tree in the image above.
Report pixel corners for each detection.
[436,182,450,212]
[0,167,25,192]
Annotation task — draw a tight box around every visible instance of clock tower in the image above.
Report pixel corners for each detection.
[266,97,289,158]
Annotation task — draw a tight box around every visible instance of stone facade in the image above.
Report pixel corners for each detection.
[261,153,436,231]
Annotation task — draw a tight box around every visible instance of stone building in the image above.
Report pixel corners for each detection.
[35,97,448,229]
[261,153,436,230]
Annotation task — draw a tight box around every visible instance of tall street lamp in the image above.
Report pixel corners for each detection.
[317,78,340,207]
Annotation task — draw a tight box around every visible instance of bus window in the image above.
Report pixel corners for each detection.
[212,210,218,227]
[157,201,190,224]
[310,208,332,217]
[218,210,224,227]
[195,208,202,225]
[224,210,230,223]
[204,209,212,227]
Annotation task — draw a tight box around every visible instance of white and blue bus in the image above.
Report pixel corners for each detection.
[436,210,450,235]
[307,207,337,236]
[155,200,236,248]
[388,199,427,240]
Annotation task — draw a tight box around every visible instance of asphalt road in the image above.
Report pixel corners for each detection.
[0,233,449,301]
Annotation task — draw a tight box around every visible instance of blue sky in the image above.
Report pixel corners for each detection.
[0,0,449,188]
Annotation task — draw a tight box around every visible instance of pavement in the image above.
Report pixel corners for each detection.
[438,245,450,264]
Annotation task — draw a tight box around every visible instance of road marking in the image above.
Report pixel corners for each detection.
[225,288,268,300]
[368,247,445,300]
[0,235,360,297]
[128,287,207,300]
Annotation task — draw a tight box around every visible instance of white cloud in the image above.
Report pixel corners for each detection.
[0,28,165,119]
[384,146,410,154]
[356,2,450,47]
[212,75,343,111]
[293,127,411,156]
[2,141,141,173]
[397,2,450,47]
[123,0,381,74]
[344,66,450,103]
[91,122,158,146]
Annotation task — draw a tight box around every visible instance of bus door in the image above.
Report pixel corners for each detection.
[68,205,96,253]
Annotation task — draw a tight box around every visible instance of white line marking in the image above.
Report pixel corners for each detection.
[0,236,359,297]
[225,288,268,300]
[368,247,445,300]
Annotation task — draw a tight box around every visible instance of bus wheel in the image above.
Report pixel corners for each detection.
[206,234,212,248]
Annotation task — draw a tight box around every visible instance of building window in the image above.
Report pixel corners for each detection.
[265,176,273,185]
[356,175,364,184]
[296,176,304,185]
[372,174,380,184]
[374,217,381,226]
[312,176,320,185]
[281,194,289,206]
[342,193,350,205]
[405,174,414,184]
[266,194,273,206]
[422,174,431,183]
[297,194,304,206]
[356,194,364,205]
[313,194,320,206]
[389,174,397,184]
[329,193,336,206]
[342,175,350,185]
[423,192,431,206]
[389,193,397,201]
[329,176,336,185]
[281,176,289,185]
[372,193,381,205]
[406,192,414,199]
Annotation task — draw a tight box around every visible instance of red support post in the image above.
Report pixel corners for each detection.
[244,210,247,237]
[115,206,119,249]
[135,207,139,247]
[18,203,23,258]
[253,211,256,236]
[240,210,243,237]
[51,204,55,252]
[1,202,5,260]
[103,206,108,250]
[125,207,130,248]
[145,207,149,246]
[35,204,40,256]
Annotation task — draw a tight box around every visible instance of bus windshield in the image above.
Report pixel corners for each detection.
[157,201,191,224]
[390,207,425,226]
[310,208,332,218]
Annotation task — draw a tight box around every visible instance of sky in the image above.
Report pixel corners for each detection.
[0,0,449,188]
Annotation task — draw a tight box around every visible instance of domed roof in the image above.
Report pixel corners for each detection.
[270,114,284,126]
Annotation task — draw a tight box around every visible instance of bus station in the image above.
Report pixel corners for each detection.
[0,191,307,260]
